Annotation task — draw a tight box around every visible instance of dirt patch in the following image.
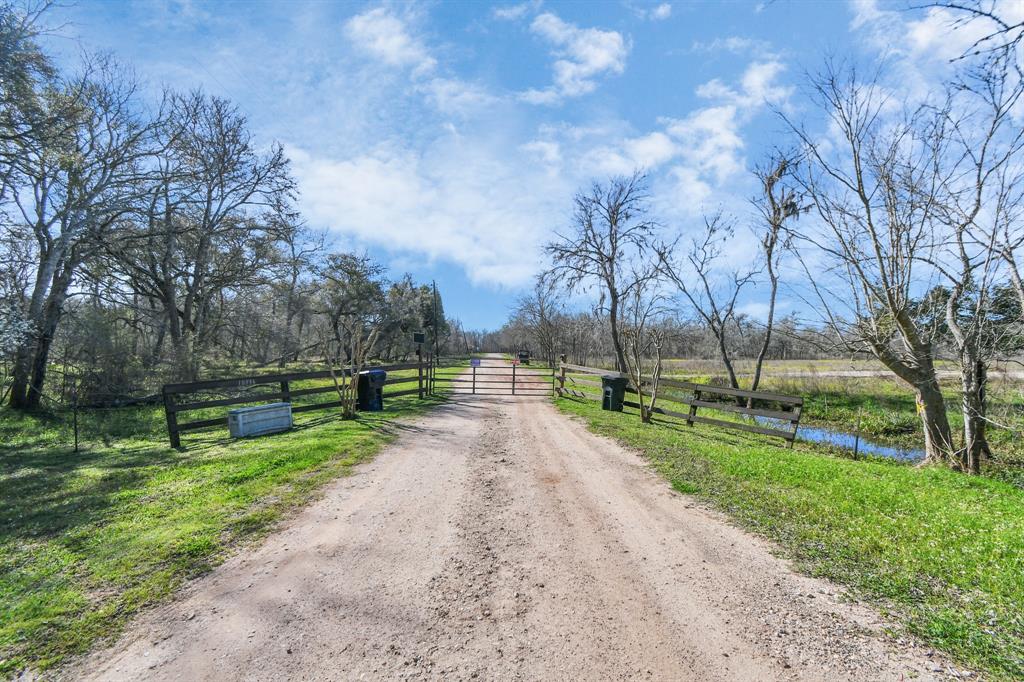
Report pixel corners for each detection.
[62,365,958,680]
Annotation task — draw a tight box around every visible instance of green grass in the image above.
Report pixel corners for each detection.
[556,396,1024,679]
[0,368,457,678]
[754,373,1024,487]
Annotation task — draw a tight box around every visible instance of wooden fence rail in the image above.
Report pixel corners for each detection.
[556,359,803,445]
[162,358,430,448]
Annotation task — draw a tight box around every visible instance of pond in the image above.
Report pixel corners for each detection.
[755,417,925,462]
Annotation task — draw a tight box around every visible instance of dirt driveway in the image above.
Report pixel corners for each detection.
[67,369,953,680]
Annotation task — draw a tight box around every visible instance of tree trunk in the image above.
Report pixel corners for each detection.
[25,332,55,409]
[8,262,73,409]
[750,272,778,394]
[7,345,33,408]
[915,378,956,467]
[608,295,628,373]
[959,359,988,475]
[713,324,743,406]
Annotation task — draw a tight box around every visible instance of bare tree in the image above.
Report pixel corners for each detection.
[786,63,957,466]
[0,1,56,164]
[620,268,669,423]
[656,212,755,392]
[5,58,155,408]
[110,91,294,381]
[317,253,388,418]
[546,171,656,372]
[923,54,1024,473]
[930,1,1024,60]
[749,152,804,394]
[270,206,321,367]
[510,274,562,367]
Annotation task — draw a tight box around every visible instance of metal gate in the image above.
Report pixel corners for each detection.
[432,356,555,397]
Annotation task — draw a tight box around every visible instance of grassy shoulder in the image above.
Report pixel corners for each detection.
[0,378,452,678]
[759,373,1024,487]
[555,396,1024,680]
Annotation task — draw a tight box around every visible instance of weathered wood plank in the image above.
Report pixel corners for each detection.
[655,379,802,405]
[686,399,798,422]
[163,361,423,394]
[560,363,626,377]
[172,392,290,413]
[688,413,794,440]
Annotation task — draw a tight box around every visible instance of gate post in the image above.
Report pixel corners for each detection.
[512,362,516,395]
[558,354,566,396]
[472,364,476,394]
[418,351,424,399]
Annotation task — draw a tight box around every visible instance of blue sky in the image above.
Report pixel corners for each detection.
[42,0,998,329]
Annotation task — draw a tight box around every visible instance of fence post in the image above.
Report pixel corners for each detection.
[512,362,516,395]
[558,354,566,396]
[426,354,431,395]
[418,352,424,399]
[686,388,700,427]
[791,404,805,450]
[280,380,291,404]
[472,363,476,394]
[163,388,181,449]
[70,378,79,454]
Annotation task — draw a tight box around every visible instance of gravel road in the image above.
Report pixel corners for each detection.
[66,362,956,681]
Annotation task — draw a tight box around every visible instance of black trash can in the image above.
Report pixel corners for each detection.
[357,369,387,411]
[601,375,628,411]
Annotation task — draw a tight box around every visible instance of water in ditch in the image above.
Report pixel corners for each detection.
[755,417,925,462]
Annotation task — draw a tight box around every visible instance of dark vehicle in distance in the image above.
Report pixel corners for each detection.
[517,350,530,365]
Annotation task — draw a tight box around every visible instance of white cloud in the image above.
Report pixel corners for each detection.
[849,0,1024,64]
[516,56,790,223]
[651,3,672,20]
[664,165,712,210]
[520,12,630,104]
[344,8,437,76]
[419,77,498,116]
[630,2,672,21]
[492,1,541,21]
[696,60,792,108]
[522,139,561,166]
[844,0,1022,105]
[624,131,676,167]
[658,59,791,217]
[343,9,496,119]
[691,36,778,59]
[665,105,744,184]
[288,137,571,288]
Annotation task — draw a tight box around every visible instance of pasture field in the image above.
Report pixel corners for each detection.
[556,396,1024,679]
[0,364,462,676]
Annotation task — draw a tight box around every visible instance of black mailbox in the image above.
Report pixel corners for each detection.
[601,375,628,411]
[357,369,387,411]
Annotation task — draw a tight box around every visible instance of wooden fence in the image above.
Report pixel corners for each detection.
[556,361,803,445]
[162,358,432,448]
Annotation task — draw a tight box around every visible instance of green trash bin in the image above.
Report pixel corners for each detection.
[601,375,628,411]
